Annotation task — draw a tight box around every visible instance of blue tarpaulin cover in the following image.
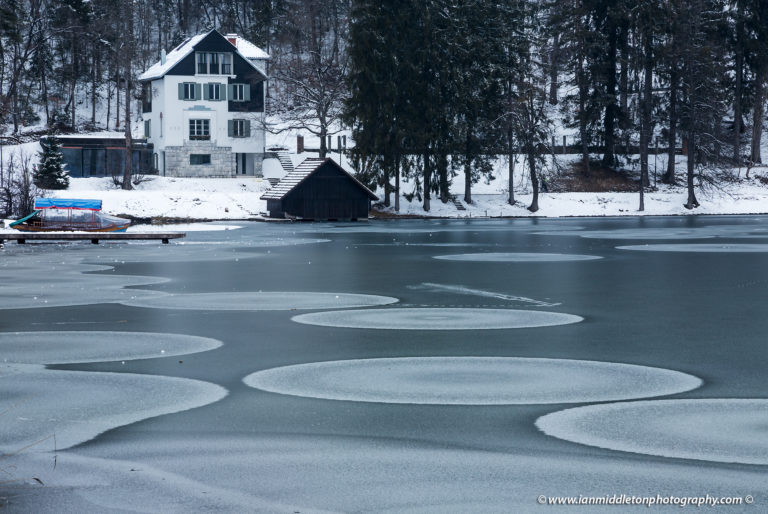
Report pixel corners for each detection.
[34,198,102,210]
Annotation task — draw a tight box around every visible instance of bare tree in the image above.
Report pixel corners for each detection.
[265,0,349,158]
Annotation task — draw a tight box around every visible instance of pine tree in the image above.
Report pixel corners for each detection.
[34,136,69,190]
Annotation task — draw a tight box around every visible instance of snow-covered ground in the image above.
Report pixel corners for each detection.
[3,131,768,222]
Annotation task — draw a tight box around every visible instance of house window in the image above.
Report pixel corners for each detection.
[189,119,210,140]
[204,83,224,101]
[144,120,151,138]
[142,83,152,113]
[196,52,232,75]
[190,154,211,165]
[181,82,198,100]
[229,119,250,138]
[230,83,249,102]
[210,53,220,74]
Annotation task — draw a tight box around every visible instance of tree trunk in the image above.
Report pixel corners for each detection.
[527,146,539,213]
[639,28,653,188]
[115,78,121,130]
[91,53,97,125]
[438,152,449,203]
[751,65,767,164]
[619,20,629,128]
[319,126,327,158]
[733,0,744,165]
[464,130,472,204]
[394,154,400,212]
[663,70,678,184]
[602,22,618,167]
[684,132,699,209]
[507,126,515,205]
[41,66,49,126]
[383,162,391,207]
[576,44,590,177]
[122,2,134,191]
[423,151,431,212]
[548,33,559,105]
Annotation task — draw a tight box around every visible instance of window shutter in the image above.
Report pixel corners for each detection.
[178,83,184,100]
[194,83,202,100]
[228,84,234,100]
[144,120,150,138]
[243,84,251,102]
[220,83,227,101]
[228,120,234,137]
[203,84,210,100]
[244,120,250,137]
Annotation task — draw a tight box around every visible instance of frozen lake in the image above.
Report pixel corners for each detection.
[1,216,766,512]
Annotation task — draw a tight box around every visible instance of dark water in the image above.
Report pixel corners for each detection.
[2,216,767,512]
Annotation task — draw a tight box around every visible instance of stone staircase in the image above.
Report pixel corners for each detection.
[450,195,466,211]
[277,153,294,173]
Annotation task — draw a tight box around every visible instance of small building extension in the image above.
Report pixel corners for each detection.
[261,158,378,221]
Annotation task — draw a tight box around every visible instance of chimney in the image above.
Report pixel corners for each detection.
[226,34,238,47]
[160,49,166,65]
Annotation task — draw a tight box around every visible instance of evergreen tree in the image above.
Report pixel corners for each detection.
[34,136,69,190]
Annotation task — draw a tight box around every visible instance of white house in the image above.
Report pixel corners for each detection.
[138,30,269,177]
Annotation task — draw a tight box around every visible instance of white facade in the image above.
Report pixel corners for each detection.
[139,30,269,177]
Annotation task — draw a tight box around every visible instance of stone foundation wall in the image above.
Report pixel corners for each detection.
[165,141,235,177]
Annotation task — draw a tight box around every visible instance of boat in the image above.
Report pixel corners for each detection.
[9,198,131,232]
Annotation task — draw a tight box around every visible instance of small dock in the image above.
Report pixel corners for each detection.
[0,232,186,245]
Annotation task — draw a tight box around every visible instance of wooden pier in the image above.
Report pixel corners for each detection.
[0,232,186,245]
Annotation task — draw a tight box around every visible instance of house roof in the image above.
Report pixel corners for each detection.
[139,30,269,82]
[233,37,270,60]
[261,158,378,201]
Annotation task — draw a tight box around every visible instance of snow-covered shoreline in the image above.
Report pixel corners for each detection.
[39,174,768,222]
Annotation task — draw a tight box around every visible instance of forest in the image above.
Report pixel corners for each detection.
[1,0,767,212]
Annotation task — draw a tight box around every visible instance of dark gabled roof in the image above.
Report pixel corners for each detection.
[139,29,268,82]
[260,158,378,201]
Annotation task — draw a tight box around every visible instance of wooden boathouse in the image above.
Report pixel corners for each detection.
[261,158,377,221]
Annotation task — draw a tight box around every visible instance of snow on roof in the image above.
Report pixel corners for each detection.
[56,131,128,139]
[139,33,207,81]
[260,158,377,201]
[261,159,325,200]
[233,36,270,60]
[139,31,269,82]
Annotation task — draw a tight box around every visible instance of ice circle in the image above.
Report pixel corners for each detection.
[538,228,718,240]
[617,243,768,253]
[0,331,222,364]
[292,307,583,330]
[536,399,768,465]
[243,357,702,405]
[0,363,227,452]
[121,291,399,311]
[434,252,602,262]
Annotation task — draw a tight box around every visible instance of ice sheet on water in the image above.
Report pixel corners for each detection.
[408,283,560,307]
[0,251,168,310]
[292,307,582,330]
[126,223,243,232]
[434,252,602,262]
[0,363,227,452]
[313,222,586,234]
[243,357,701,404]
[0,331,221,364]
[539,228,716,239]
[539,224,768,240]
[617,243,768,253]
[121,291,399,311]
[536,399,768,465]
[20,433,764,513]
